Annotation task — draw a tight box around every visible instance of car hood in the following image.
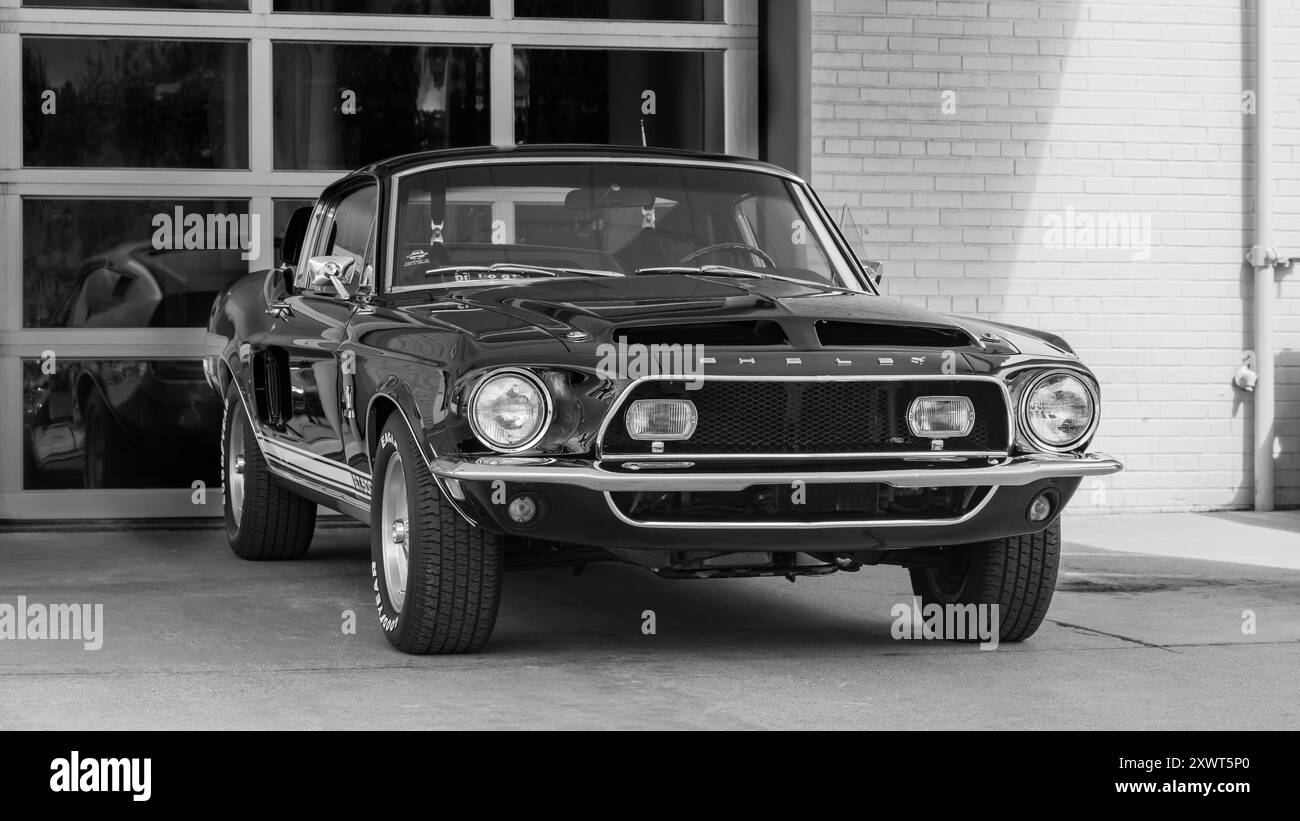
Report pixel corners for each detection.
[393,274,1074,358]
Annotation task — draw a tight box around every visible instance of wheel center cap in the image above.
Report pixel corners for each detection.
[391,519,407,545]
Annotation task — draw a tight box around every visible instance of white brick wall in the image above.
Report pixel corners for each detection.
[812,0,1300,512]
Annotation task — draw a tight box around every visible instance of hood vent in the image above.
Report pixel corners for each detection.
[615,320,789,347]
[816,320,974,349]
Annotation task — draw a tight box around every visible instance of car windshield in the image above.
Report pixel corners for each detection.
[387,161,861,292]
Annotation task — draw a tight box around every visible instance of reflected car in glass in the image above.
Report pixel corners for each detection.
[24,243,244,489]
[205,145,1123,654]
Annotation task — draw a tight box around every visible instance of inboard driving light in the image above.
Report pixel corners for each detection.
[469,369,552,453]
[624,399,698,441]
[1021,371,1097,451]
[1027,491,1055,523]
[507,494,540,525]
[907,396,975,438]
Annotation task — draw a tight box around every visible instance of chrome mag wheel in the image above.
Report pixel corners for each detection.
[381,451,410,613]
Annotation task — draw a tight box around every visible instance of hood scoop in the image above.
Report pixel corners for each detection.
[816,320,975,349]
[614,320,789,347]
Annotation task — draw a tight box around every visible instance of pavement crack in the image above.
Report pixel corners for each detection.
[1048,620,1181,653]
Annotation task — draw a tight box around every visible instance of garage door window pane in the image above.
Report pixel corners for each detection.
[273,0,488,13]
[22,37,249,168]
[274,43,490,170]
[514,0,721,21]
[23,198,252,328]
[23,358,220,490]
[514,49,723,151]
[25,1,247,8]
[274,198,318,262]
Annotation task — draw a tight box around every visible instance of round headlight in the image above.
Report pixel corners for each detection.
[469,369,551,453]
[1022,371,1097,450]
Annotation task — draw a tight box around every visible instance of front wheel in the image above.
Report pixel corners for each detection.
[908,520,1061,643]
[370,416,503,654]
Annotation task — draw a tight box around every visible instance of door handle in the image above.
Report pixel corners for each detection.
[266,301,293,321]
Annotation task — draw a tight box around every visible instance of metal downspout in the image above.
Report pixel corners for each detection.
[1253,0,1276,511]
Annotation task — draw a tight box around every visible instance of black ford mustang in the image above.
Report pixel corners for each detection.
[205,145,1122,654]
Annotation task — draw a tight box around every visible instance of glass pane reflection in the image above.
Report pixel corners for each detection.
[23,198,253,329]
[514,49,723,151]
[22,37,249,168]
[23,358,221,490]
[514,0,722,21]
[273,42,490,170]
[25,1,247,8]
[273,0,488,13]
[274,198,317,260]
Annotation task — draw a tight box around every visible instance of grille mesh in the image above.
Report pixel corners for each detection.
[610,484,992,524]
[602,379,1008,456]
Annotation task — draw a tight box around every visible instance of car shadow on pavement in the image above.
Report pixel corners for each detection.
[491,563,955,655]
[0,527,997,659]
[252,528,1000,656]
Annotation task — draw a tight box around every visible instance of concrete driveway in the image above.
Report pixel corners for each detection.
[1,511,1297,730]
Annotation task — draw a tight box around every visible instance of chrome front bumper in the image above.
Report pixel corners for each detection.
[432,452,1123,492]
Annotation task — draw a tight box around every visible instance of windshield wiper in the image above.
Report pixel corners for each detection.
[422,263,622,279]
[635,264,863,294]
[635,264,763,279]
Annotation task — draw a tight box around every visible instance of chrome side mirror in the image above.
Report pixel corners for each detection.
[306,255,359,300]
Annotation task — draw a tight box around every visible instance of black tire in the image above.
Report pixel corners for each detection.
[83,391,127,489]
[22,429,40,489]
[221,382,316,560]
[370,416,502,654]
[908,519,1060,643]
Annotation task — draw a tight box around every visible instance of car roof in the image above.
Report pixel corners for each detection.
[347,144,801,183]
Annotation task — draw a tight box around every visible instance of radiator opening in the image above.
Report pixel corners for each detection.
[611,484,992,524]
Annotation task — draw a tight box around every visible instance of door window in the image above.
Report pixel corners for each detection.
[304,184,378,291]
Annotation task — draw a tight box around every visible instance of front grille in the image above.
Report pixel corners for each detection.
[610,484,993,524]
[601,378,1009,457]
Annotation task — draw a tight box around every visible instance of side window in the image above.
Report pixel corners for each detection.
[307,184,378,291]
[294,201,331,291]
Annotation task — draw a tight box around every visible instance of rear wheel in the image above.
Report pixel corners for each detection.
[83,392,127,489]
[222,382,316,560]
[908,520,1060,642]
[370,416,503,654]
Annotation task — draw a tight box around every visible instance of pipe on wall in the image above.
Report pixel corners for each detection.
[1253,0,1276,511]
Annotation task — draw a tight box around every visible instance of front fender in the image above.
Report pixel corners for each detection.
[205,270,276,399]
[364,382,440,470]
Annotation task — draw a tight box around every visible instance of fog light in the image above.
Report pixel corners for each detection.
[625,399,698,441]
[1027,492,1054,523]
[907,396,975,438]
[507,494,539,525]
